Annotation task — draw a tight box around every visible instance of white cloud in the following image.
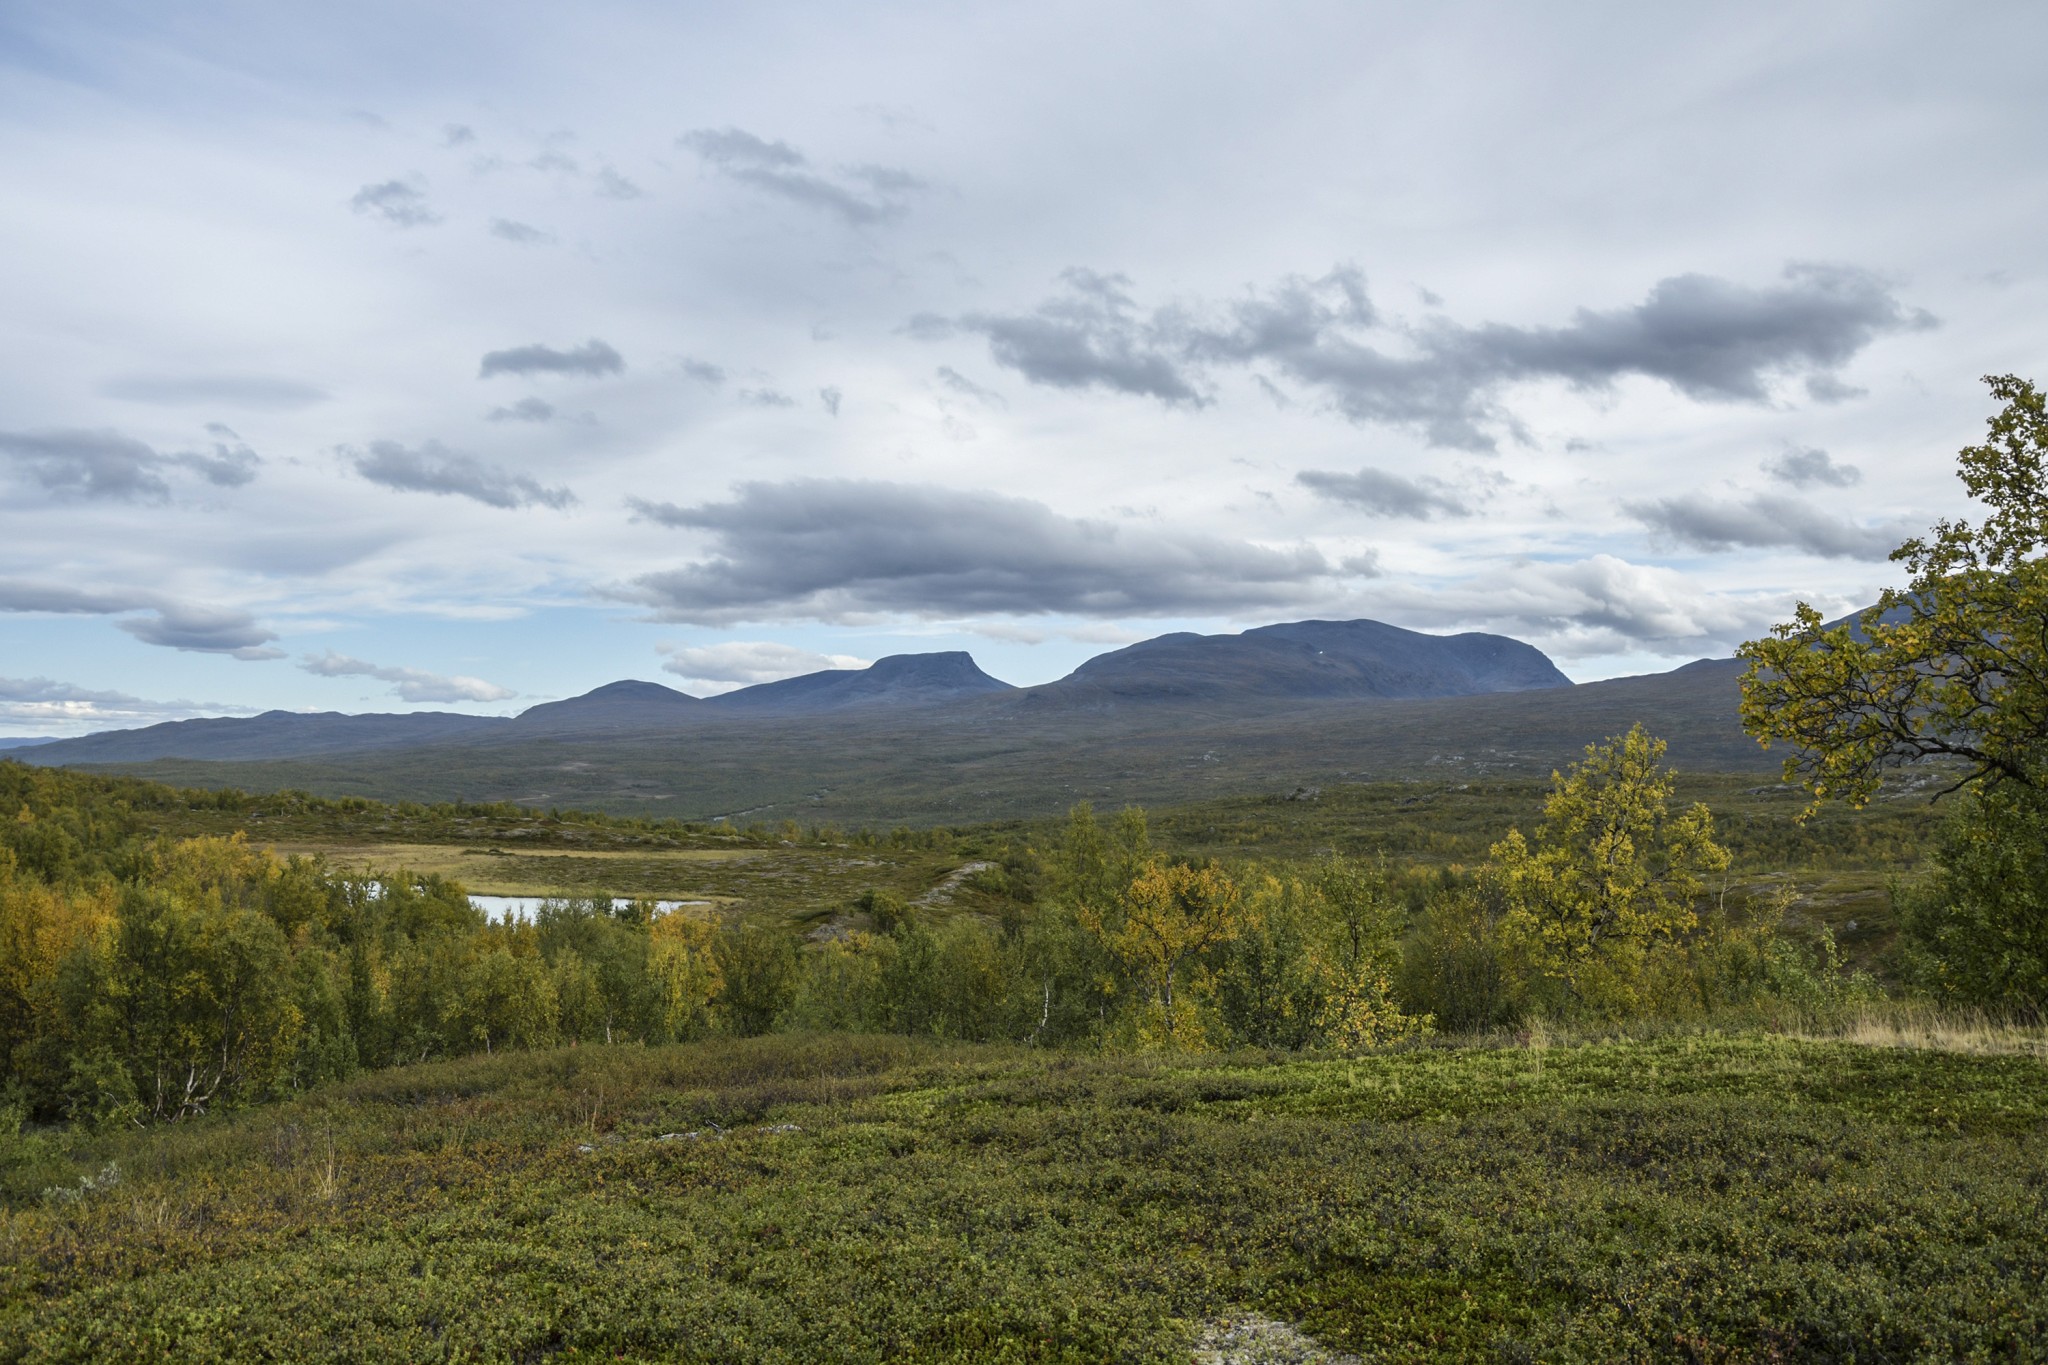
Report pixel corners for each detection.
[299,652,515,703]
[657,640,870,694]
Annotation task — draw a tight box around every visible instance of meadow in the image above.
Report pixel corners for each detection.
[3,1029,2044,1362]
[3,755,2036,1362]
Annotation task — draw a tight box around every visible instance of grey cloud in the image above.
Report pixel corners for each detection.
[936,366,1005,408]
[680,127,922,225]
[680,358,726,386]
[351,440,576,510]
[486,397,557,423]
[922,263,1932,450]
[1805,373,1867,403]
[594,167,643,200]
[0,579,280,659]
[1297,466,1470,519]
[442,124,476,147]
[101,375,329,410]
[300,651,514,703]
[0,580,142,615]
[1765,446,1861,488]
[738,388,796,408]
[1625,492,1908,560]
[0,428,260,501]
[119,604,282,658]
[1375,554,1766,656]
[478,338,624,379]
[0,675,254,730]
[490,218,555,245]
[918,268,1203,407]
[819,386,843,416]
[0,429,171,500]
[622,479,1337,623]
[349,179,439,227]
[180,427,260,486]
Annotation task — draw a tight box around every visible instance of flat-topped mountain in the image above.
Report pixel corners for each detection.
[707,651,1015,716]
[19,710,509,765]
[18,620,1576,771]
[1031,619,1572,705]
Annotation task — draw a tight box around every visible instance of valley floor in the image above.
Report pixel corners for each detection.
[3,1030,2043,1362]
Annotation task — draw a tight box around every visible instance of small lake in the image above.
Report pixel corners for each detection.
[470,895,711,922]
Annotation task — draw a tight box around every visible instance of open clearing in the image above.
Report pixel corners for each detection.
[4,1031,2042,1362]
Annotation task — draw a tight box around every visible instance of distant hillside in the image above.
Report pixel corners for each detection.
[508,680,703,736]
[22,710,510,766]
[706,652,1015,716]
[0,737,57,752]
[1031,619,1571,706]
[60,654,1770,826]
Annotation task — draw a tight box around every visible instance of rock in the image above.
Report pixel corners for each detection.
[1191,1315,1360,1365]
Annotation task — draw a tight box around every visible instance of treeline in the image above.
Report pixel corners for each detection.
[6,727,2033,1131]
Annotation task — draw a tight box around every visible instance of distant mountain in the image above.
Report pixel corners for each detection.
[1029,619,1572,706]
[0,736,58,752]
[508,680,704,736]
[17,622,1604,798]
[21,710,510,766]
[706,652,1016,716]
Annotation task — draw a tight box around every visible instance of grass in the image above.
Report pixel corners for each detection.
[3,1029,2042,1362]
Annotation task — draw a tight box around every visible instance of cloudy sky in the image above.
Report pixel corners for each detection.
[2,1,2044,734]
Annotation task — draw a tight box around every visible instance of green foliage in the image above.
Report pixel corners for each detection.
[1490,725,1731,1020]
[712,921,798,1037]
[1740,374,2048,806]
[0,1034,2042,1361]
[1897,778,2048,1010]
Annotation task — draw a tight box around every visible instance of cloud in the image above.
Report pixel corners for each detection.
[0,428,261,501]
[489,218,555,246]
[738,387,796,408]
[935,366,1005,408]
[1625,492,1909,560]
[912,268,1202,406]
[657,640,871,693]
[100,375,329,410]
[1376,554,1772,659]
[478,338,624,379]
[1765,446,1861,488]
[679,127,923,225]
[300,651,514,703]
[350,440,576,510]
[594,167,643,200]
[442,124,476,147]
[486,397,557,423]
[0,580,145,616]
[621,479,1341,624]
[819,386,843,416]
[0,675,256,732]
[1297,466,1470,519]
[680,358,726,386]
[349,179,439,227]
[119,604,283,658]
[919,262,1933,450]
[0,579,285,660]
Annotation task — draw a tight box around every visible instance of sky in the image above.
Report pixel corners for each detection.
[2,1,2045,735]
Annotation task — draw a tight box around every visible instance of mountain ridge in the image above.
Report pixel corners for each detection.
[22,618,1592,772]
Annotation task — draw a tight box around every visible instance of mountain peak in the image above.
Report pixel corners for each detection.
[707,650,1015,715]
[1046,617,1571,704]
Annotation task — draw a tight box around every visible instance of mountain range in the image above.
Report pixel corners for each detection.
[13,618,1767,823]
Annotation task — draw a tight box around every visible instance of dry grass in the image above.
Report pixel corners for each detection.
[1794,1003,2048,1059]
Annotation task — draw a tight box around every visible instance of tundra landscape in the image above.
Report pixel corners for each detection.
[3,4,2047,1361]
